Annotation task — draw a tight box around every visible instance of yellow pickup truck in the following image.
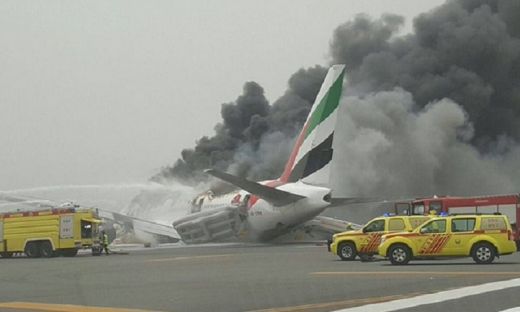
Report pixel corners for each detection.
[378,214,517,264]
[329,215,431,261]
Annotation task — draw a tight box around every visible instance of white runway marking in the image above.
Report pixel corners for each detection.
[333,278,520,312]
[500,308,520,312]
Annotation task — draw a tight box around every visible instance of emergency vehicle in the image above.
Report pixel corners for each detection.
[394,194,520,248]
[329,215,431,260]
[378,214,517,265]
[0,207,102,258]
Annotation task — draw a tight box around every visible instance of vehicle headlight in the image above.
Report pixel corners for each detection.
[380,237,386,244]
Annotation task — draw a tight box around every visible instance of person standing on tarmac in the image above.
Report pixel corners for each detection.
[102,230,110,255]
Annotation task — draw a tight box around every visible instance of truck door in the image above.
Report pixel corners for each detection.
[360,219,386,253]
[81,218,101,240]
[81,220,93,239]
[60,215,74,239]
[417,219,450,255]
[447,217,476,255]
[388,218,406,232]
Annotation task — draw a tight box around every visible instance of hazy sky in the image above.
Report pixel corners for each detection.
[0,0,445,190]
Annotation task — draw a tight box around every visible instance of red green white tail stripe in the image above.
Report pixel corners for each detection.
[280,64,346,185]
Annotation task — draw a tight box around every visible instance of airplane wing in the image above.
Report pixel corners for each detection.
[276,198,413,242]
[328,197,388,207]
[205,169,305,206]
[305,215,363,232]
[272,216,363,243]
[97,209,180,243]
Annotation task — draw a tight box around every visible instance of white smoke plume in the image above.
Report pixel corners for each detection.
[331,88,520,198]
[124,180,198,223]
[0,182,197,224]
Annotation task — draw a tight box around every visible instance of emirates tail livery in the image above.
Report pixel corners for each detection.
[173,65,361,243]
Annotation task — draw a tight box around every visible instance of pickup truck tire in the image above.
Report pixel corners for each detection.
[389,244,411,265]
[39,241,54,258]
[24,242,41,258]
[471,242,496,264]
[338,242,357,261]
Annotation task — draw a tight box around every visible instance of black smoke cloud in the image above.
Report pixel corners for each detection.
[152,66,327,186]
[332,0,520,148]
[327,0,520,197]
[154,0,520,198]
[330,89,520,198]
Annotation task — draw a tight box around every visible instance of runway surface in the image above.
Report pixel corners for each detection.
[0,243,520,312]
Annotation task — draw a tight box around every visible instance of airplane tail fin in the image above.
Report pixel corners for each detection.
[279,64,346,185]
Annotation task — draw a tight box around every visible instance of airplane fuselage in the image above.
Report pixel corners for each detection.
[188,181,331,242]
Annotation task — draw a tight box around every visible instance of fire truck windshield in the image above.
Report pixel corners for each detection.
[412,203,425,215]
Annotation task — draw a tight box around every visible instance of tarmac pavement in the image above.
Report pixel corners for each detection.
[0,243,519,312]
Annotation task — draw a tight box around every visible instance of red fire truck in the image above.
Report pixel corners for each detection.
[394,194,520,248]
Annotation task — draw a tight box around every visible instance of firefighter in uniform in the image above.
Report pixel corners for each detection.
[101,230,110,255]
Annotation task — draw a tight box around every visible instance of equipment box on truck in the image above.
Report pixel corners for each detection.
[0,207,102,258]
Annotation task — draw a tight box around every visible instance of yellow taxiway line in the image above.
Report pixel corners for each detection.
[0,302,161,312]
[248,293,422,312]
[146,254,234,262]
[310,271,520,276]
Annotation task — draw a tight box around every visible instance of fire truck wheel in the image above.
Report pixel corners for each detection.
[39,241,54,258]
[24,242,41,258]
[338,242,357,261]
[0,252,13,258]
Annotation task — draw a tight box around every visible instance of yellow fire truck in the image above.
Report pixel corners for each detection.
[0,207,102,258]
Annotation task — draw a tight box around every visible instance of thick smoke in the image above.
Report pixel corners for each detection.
[153,66,327,186]
[326,0,520,197]
[155,0,520,199]
[330,89,520,198]
[332,0,520,148]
